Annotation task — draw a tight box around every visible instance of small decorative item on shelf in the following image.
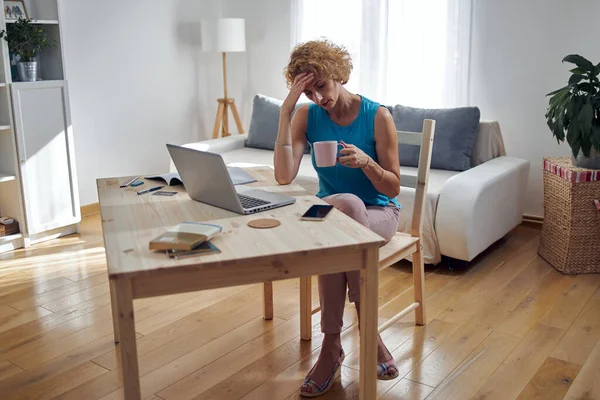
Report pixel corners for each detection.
[545,54,600,169]
[0,217,19,237]
[538,157,600,274]
[0,18,55,82]
[3,1,28,21]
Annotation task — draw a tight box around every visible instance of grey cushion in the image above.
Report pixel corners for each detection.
[247,94,310,153]
[391,105,481,171]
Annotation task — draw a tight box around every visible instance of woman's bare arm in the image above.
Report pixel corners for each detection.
[361,107,401,198]
[274,105,309,185]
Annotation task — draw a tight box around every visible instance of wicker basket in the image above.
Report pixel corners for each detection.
[538,157,600,274]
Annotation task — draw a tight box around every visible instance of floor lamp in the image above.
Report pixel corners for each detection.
[201,18,246,139]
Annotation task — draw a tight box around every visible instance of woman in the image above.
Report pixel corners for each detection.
[274,39,402,397]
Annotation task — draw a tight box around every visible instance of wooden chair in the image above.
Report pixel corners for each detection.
[263,119,436,340]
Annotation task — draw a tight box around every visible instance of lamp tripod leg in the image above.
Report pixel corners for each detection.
[230,101,244,134]
[222,101,230,137]
[212,100,225,139]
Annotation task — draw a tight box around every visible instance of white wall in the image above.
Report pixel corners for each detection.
[222,0,293,129]
[469,0,600,217]
[60,0,225,205]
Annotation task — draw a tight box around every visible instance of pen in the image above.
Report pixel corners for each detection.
[137,185,164,195]
[120,176,140,188]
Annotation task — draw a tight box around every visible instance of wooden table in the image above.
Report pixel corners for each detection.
[97,167,384,400]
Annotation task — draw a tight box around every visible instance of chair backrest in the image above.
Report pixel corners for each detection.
[397,119,436,238]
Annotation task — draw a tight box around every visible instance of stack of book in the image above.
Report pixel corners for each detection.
[149,222,222,258]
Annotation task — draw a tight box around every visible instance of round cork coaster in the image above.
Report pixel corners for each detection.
[247,218,281,229]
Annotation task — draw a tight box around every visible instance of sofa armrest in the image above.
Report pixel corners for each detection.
[435,156,530,261]
[182,134,248,154]
[169,134,248,172]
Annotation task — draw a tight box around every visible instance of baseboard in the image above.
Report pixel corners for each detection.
[81,203,100,217]
[522,214,543,226]
[25,224,79,246]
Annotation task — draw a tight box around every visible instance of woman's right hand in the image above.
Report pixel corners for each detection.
[281,72,314,115]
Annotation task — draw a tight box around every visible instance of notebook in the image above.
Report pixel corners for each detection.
[166,241,221,258]
[145,167,256,186]
[149,222,222,251]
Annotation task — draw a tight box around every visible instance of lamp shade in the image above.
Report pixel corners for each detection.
[201,18,246,52]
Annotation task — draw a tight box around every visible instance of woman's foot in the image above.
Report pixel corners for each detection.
[376,336,398,380]
[355,302,399,380]
[300,333,344,397]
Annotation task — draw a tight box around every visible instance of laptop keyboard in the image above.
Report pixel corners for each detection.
[238,194,270,209]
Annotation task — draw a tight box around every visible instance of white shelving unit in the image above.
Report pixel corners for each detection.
[6,19,58,25]
[0,172,15,182]
[0,0,80,253]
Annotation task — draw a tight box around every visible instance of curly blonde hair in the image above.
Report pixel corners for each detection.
[284,39,353,88]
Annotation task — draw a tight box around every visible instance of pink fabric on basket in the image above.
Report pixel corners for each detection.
[544,159,600,182]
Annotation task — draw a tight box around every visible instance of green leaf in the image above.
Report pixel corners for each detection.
[563,54,595,72]
[546,86,568,96]
[567,120,580,146]
[581,136,592,156]
[556,111,566,140]
[582,137,593,155]
[548,87,571,107]
[591,125,600,150]
[567,96,580,119]
[571,136,582,158]
[577,99,594,137]
[571,67,587,74]
[569,74,586,86]
[546,89,573,144]
[576,82,594,93]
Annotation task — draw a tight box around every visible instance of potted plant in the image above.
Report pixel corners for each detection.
[0,18,51,82]
[546,54,600,169]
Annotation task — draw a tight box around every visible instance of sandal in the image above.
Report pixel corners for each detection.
[377,359,399,380]
[300,349,345,397]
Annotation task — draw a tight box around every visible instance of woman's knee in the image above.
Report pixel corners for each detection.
[323,194,367,223]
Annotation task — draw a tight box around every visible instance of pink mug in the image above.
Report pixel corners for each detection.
[313,141,343,167]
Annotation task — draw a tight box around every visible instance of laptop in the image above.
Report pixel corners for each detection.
[166,143,296,214]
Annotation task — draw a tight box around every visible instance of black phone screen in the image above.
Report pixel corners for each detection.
[302,204,334,219]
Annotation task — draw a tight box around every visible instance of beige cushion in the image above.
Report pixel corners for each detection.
[471,121,506,166]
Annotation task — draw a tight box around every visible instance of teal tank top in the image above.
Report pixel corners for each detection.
[306,96,401,208]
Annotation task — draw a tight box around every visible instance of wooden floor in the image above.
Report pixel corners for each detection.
[0,215,599,400]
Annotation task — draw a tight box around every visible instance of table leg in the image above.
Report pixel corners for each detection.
[300,276,312,341]
[359,247,378,400]
[114,277,141,400]
[109,277,120,343]
[262,281,274,320]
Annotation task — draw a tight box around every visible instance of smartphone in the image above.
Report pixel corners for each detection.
[301,204,334,221]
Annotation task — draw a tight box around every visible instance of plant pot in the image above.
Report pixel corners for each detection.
[572,147,600,169]
[9,52,20,81]
[17,62,37,82]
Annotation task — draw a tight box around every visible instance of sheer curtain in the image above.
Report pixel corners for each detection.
[291,0,473,108]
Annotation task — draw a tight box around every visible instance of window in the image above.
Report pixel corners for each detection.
[292,0,472,108]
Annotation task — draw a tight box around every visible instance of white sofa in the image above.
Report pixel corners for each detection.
[171,121,530,265]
